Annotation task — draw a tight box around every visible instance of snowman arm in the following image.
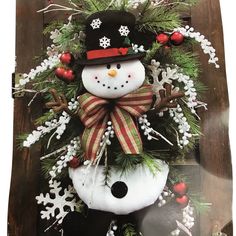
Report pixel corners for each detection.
[46,89,78,117]
[154,83,185,111]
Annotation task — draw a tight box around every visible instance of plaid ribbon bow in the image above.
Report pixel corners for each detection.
[78,85,153,160]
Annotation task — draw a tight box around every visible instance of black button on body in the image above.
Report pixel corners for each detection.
[111,181,128,199]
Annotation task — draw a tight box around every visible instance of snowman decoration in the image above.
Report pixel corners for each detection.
[47,10,183,235]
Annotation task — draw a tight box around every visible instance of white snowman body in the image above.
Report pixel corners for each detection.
[82,59,145,99]
[69,160,169,215]
[69,59,169,214]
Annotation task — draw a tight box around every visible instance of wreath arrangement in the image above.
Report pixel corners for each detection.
[15,0,220,235]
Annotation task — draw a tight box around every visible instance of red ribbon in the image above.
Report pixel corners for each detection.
[78,85,153,160]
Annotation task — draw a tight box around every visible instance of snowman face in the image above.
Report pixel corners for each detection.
[82,60,145,99]
[69,160,169,215]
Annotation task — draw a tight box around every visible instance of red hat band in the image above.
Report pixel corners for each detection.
[87,47,129,60]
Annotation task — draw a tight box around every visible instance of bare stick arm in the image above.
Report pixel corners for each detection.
[45,89,77,117]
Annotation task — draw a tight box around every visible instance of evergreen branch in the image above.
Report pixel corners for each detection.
[189,195,212,214]
[103,166,111,187]
[35,112,55,125]
[143,42,161,64]
[170,48,201,79]
[122,223,138,236]
[114,152,161,176]
[43,21,64,35]
[136,5,181,33]
[16,134,30,150]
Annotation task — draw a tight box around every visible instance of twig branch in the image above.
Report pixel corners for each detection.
[46,89,76,117]
[37,3,84,14]
[40,146,68,160]
[155,83,185,112]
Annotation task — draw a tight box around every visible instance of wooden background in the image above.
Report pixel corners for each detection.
[8,0,232,235]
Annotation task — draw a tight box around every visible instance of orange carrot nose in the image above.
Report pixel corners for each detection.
[108,69,117,77]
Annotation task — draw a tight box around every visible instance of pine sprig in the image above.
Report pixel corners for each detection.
[115,152,161,175]
[122,223,139,236]
[136,5,181,33]
[83,0,112,13]
[35,112,55,125]
[43,21,64,35]
[16,134,30,150]
[189,194,211,214]
[170,48,200,79]
[103,166,111,187]
[143,42,161,64]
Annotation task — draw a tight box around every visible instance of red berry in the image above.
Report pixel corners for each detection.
[69,157,80,169]
[63,69,75,81]
[156,33,169,44]
[60,52,74,65]
[55,67,66,78]
[175,195,189,208]
[173,182,188,195]
[170,32,184,46]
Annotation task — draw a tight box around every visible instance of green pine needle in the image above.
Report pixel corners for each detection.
[143,42,161,64]
[189,194,211,214]
[35,112,55,125]
[170,48,201,79]
[136,5,181,33]
[16,134,29,150]
[122,223,139,236]
[115,152,161,176]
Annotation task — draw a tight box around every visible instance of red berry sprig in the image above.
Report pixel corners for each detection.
[55,52,76,83]
[173,182,188,195]
[170,32,185,46]
[173,182,189,208]
[156,32,185,47]
[175,195,189,208]
[156,33,169,44]
[69,157,80,169]
[55,67,75,82]
[60,52,74,66]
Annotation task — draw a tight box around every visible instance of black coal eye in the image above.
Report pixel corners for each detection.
[107,64,111,69]
[117,64,121,69]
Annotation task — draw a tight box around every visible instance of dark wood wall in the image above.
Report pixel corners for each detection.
[8,0,232,235]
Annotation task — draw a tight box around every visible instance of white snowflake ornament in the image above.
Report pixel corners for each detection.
[36,181,78,224]
[90,18,102,29]
[118,25,130,36]
[99,36,111,49]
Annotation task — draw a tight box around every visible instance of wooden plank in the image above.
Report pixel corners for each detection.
[8,0,44,235]
[191,0,232,235]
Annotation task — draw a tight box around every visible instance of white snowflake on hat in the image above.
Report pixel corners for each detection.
[118,25,130,36]
[90,18,102,29]
[99,36,111,49]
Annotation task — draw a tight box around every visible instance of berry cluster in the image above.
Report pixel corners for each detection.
[172,182,189,208]
[55,52,76,82]
[156,32,185,48]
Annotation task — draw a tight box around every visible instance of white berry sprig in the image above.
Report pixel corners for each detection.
[96,121,115,162]
[157,187,175,208]
[175,25,220,68]
[171,203,195,236]
[139,114,173,146]
[106,220,118,236]
[48,137,81,184]
[16,55,60,87]
[23,99,79,148]
[169,105,193,149]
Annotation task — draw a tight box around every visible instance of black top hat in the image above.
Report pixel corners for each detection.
[78,10,145,65]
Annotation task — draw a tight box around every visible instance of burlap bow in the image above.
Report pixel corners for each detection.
[78,85,153,160]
